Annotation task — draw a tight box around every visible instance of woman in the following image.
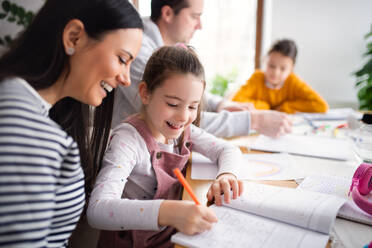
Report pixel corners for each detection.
[0,0,143,247]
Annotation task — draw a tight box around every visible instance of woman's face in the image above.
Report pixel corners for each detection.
[66,28,143,106]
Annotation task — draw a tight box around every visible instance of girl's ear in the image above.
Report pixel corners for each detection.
[62,19,87,56]
[139,82,150,105]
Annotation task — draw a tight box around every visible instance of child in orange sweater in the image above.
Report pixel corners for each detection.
[232,39,328,114]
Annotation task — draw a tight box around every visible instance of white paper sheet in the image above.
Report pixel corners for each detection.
[191,152,304,180]
[299,108,362,121]
[250,134,355,161]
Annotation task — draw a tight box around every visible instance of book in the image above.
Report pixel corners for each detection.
[191,152,304,181]
[250,134,355,161]
[171,182,346,248]
[297,174,372,226]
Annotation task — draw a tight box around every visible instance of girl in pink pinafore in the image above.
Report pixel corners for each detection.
[87,46,244,248]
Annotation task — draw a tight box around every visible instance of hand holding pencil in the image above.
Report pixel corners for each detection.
[157,168,217,235]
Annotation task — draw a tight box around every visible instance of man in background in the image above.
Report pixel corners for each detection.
[113,0,292,137]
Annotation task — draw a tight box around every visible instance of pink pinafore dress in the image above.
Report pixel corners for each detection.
[97,115,192,248]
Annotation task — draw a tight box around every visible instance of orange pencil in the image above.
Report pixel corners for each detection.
[336,123,348,129]
[173,168,200,205]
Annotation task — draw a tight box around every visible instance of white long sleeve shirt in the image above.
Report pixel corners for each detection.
[112,17,252,137]
[87,123,241,231]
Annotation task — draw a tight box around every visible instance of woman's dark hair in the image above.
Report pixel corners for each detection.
[142,45,205,132]
[268,39,298,64]
[151,0,190,23]
[0,0,143,196]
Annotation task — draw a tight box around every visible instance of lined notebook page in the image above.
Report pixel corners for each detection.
[171,183,346,248]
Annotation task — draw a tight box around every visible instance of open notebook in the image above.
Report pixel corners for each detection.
[297,174,372,226]
[171,182,346,248]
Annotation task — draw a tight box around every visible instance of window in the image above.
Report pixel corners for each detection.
[191,0,257,95]
[136,0,257,96]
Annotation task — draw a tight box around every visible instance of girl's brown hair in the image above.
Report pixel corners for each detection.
[142,45,206,127]
[268,39,298,64]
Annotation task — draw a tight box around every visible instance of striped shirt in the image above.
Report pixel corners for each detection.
[0,78,85,248]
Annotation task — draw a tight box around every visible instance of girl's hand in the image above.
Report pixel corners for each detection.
[158,200,218,235]
[207,173,243,206]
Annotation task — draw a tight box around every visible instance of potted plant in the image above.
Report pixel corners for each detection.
[0,0,39,47]
[354,24,372,110]
[209,69,238,97]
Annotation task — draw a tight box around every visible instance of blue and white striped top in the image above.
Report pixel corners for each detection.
[0,77,85,248]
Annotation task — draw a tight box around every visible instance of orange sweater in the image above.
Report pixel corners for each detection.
[232,70,328,113]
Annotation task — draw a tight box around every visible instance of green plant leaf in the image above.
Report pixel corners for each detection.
[355,78,367,87]
[25,11,34,26]
[363,50,372,57]
[359,96,372,110]
[2,0,10,12]
[18,6,25,17]
[363,43,372,57]
[4,35,12,45]
[9,2,16,15]
[364,30,372,39]
[355,24,372,109]
[209,69,238,96]
[357,85,372,101]
[7,16,15,22]
[367,42,372,51]
[0,37,4,45]
[354,60,372,77]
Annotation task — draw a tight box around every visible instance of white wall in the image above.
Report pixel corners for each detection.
[266,0,372,108]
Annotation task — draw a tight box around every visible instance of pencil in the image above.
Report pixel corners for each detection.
[173,168,200,205]
[333,128,339,137]
[336,123,348,129]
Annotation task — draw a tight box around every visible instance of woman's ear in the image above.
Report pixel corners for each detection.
[62,19,86,56]
[139,82,151,105]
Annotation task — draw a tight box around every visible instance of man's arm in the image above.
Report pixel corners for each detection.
[201,92,292,138]
[200,110,251,138]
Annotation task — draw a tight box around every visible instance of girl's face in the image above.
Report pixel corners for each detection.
[264,51,294,87]
[66,28,142,106]
[140,73,204,143]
